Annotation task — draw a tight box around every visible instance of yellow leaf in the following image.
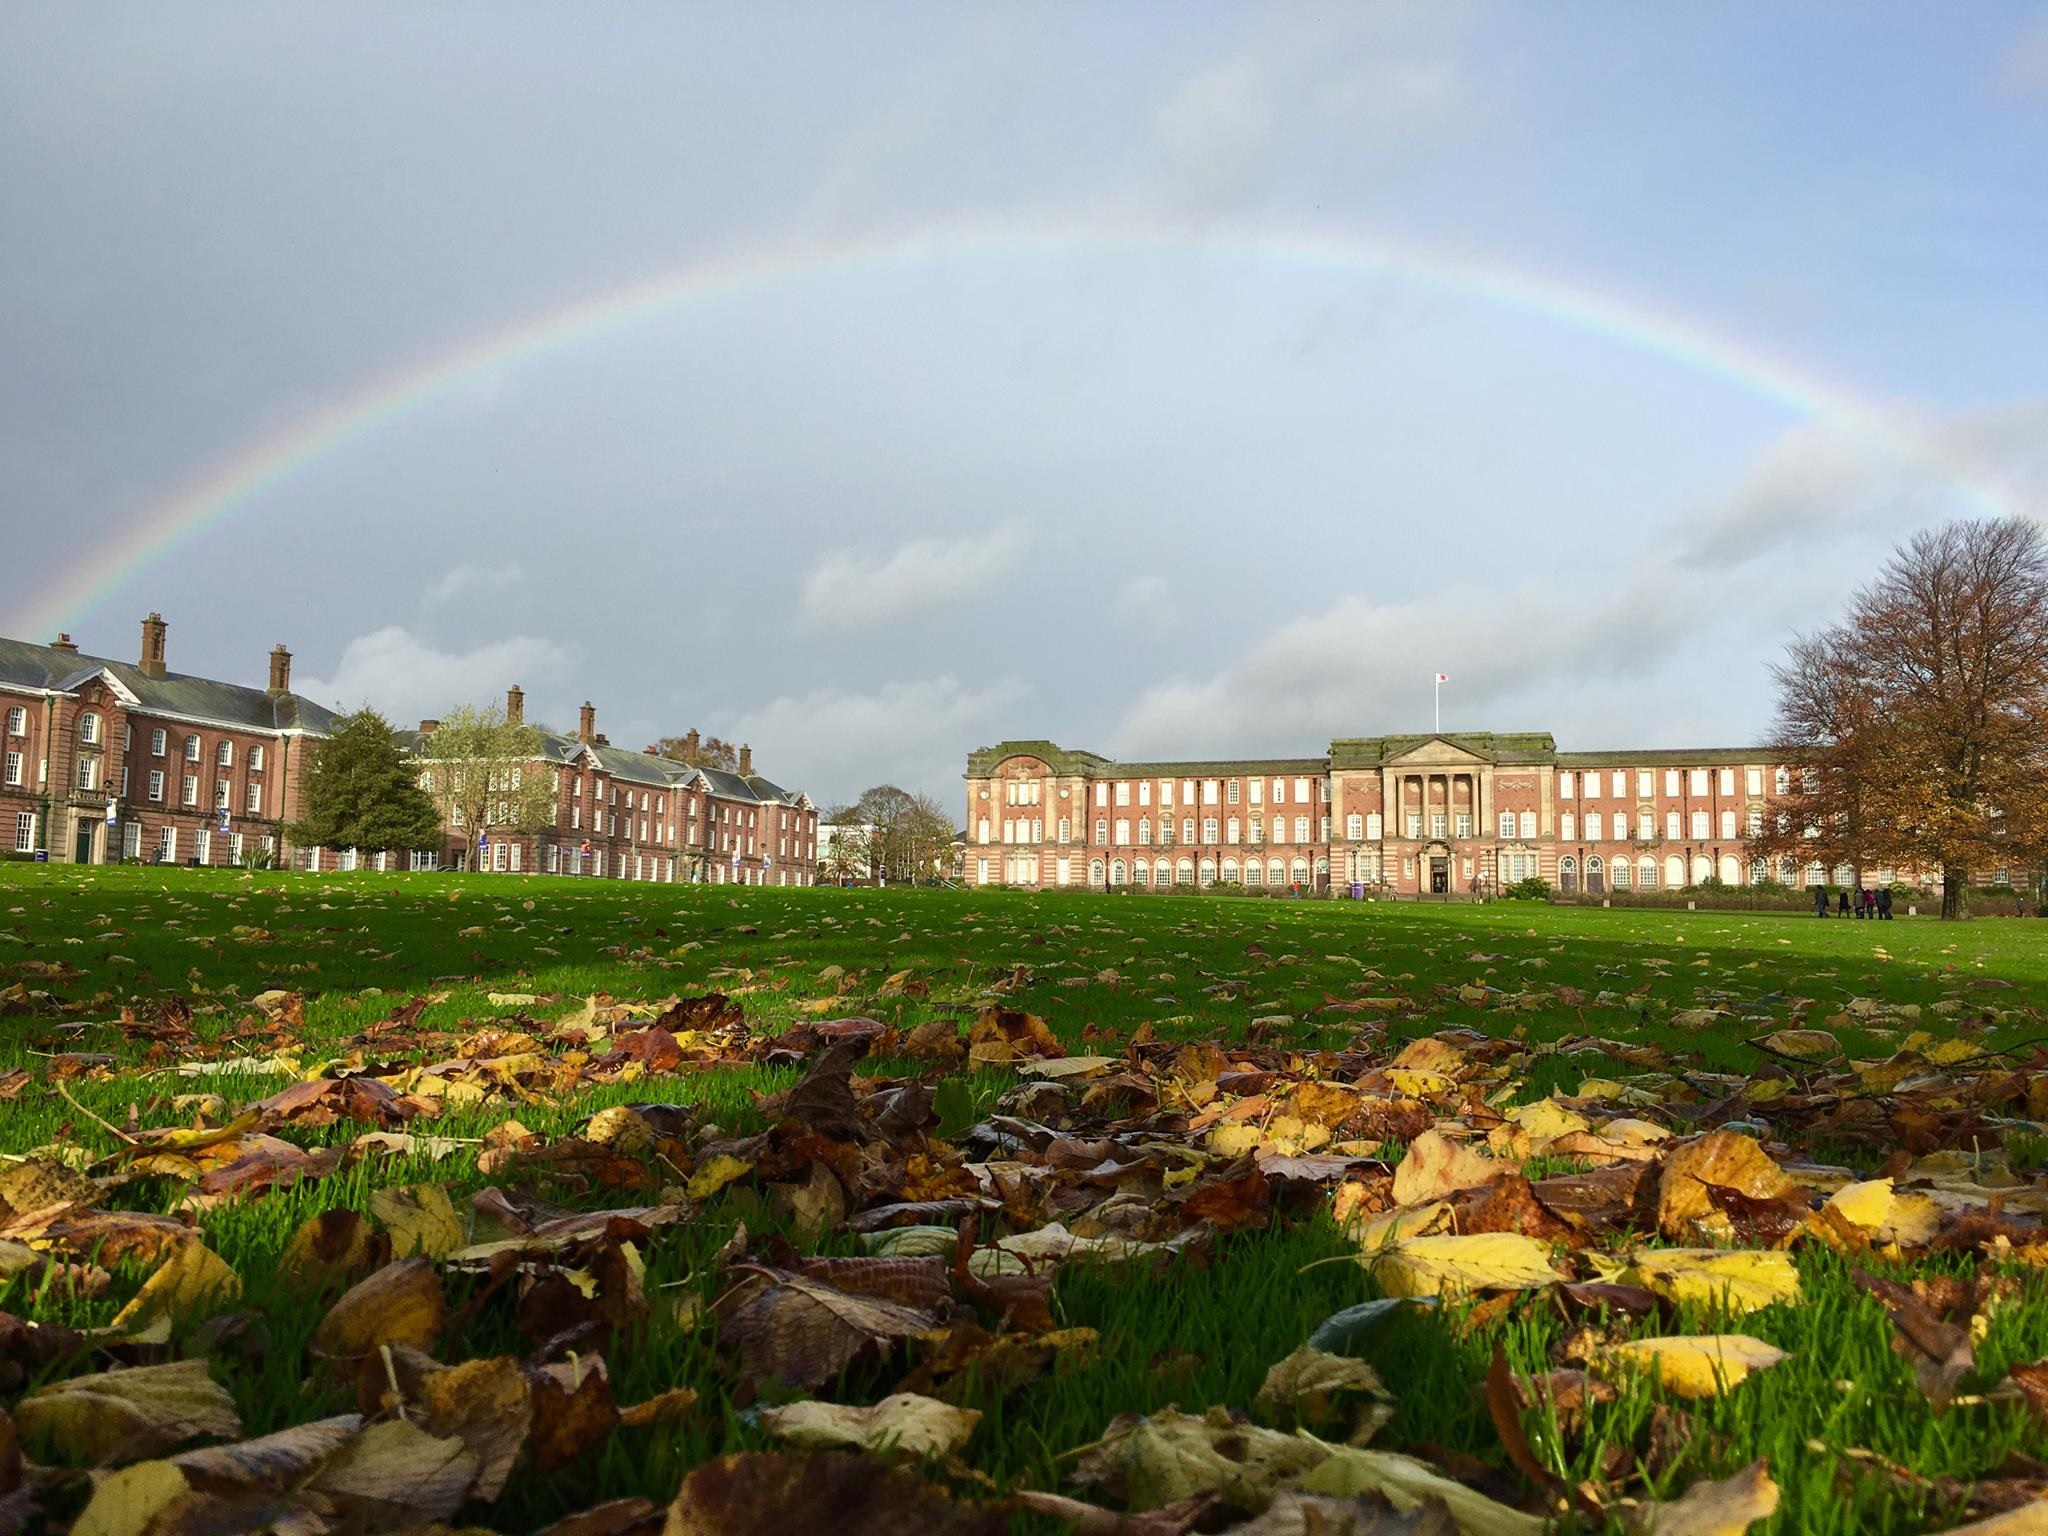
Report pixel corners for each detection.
[369,1184,466,1261]
[1206,1124,1264,1158]
[1367,1232,1565,1300]
[1392,1129,1503,1207]
[72,1461,192,1536]
[17,1359,241,1465]
[1598,1334,1787,1398]
[1822,1178,1894,1231]
[1386,1069,1456,1098]
[1621,1248,1802,1315]
[1922,1038,1985,1066]
[687,1153,754,1202]
[1303,1445,1548,1534]
[108,1241,241,1332]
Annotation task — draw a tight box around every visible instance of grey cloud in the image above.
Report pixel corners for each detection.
[800,527,1027,630]
[296,626,579,726]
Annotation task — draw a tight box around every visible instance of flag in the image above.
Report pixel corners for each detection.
[1436,673,1449,683]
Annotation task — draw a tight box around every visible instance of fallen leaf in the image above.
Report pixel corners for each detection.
[1615,1248,1802,1315]
[1629,1458,1779,1535]
[759,1393,981,1458]
[370,1183,467,1260]
[1367,1233,1565,1300]
[314,1256,446,1357]
[16,1360,240,1465]
[1302,1445,1548,1535]
[1597,1335,1788,1398]
[106,1241,240,1332]
[664,1449,1011,1535]
[1391,1130,1505,1208]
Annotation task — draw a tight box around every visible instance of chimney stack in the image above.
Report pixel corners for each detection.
[578,701,595,743]
[506,684,524,724]
[420,718,440,735]
[139,613,168,679]
[738,743,753,776]
[267,644,292,695]
[685,728,701,758]
[594,733,609,747]
[49,633,79,655]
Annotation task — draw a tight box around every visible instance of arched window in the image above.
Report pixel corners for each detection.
[1268,858,1284,886]
[1110,858,1126,885]
[1720,854,1742,885]
[1244,860,1263,886]
[1114,818,1129,845]
[1559,812,1575,841]
[1290,857,1309,885]
[1089,858,1105,885]
[78,712,100,746]
[1692,855,1713,885]
[1221,857,1240,883]
[1094,818,1108,843]
[1176,857,1194,885]
[1195,857,1214,886]
[1314,857,1328,883]
[1665,854,1685,888]
[1611,858,1632,887]
[1638,855,1658,889]
[1138,818,1151,845]
[1558,855,1578,893]
[1586,855,1605,893]
[1057,816,1070,843]
[1132,858,1150,886]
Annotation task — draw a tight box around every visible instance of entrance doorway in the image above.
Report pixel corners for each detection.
[1429,857,1449,894]
[73,821,94,865]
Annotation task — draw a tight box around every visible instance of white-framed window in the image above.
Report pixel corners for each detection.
[1114,818,1129,845]
[3,706,22,736]
[122,822,141,859]
[2,751,18,787]
[147,769,165,801]
[1366,812,1382,840]
[1429,812,1447,839]
[1666,811,1681,839]
[12,812,34,852]
[1746,810,1763,837]
[1690,768,1708,795]
[1454,813,1471,839]
[1586,812,1603,840]
[1227,816,1241,844]
[182,774,198,806]
[156,826,175,862]
[1406,813,1422,839]
[1557,771,1574,798]
[1691,810,1709,839]
[1638,810,1654,839]
[1245,816,1260,844]
[1201,816,1218,843]
[1114,781,1129,806]
[1094,783,1107,807]
[1582,773,1598,799]
[78,712,100,746]
[1664,768,1680,796]
[1519,810,1536,839]
[250,744,264,771]
[1294,778,1309,804]
[216,740,232,767]
[1295,815,1311,843]
[1717,767,1734,795]
[194,828,211,866]
[1559,811,1575,840]
[1498,811,1515,838]
[74,757,97,791]
[1615,770,1628,797]
[1247,778,1261,806]
[1346,813,1363,839]
[150,728,166,756]
[1226,779,1240,805]
[215,779,229,808]
[1273,779,1287,805]
[1720,810,1737,838]
[1746,767,1762,796]
[1775,767,1792,795]
[1203,780,1219,805]
[185,735,201,763]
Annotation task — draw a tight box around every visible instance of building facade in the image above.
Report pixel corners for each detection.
[962,733,1888,896]
[1,619,817,884]
[0,617,334,870]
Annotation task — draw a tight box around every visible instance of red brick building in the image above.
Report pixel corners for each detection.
[0,616,334,868]
[1,619,818,884]
[398,693,820,886]
[962,733,1913,896]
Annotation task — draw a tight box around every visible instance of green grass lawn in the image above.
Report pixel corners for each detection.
[2,867,2046,1534]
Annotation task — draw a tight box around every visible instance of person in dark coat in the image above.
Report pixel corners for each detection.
[1838,888,1851,916]
[1877,886,1893,920]
[1814,884,1829,917]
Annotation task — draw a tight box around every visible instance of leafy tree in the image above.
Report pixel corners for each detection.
[1751,518,2048,918]
[647,732,739,771]
[418,704,557,868]
[287,710,442,854]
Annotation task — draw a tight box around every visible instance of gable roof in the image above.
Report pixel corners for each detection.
[0,636,340,735]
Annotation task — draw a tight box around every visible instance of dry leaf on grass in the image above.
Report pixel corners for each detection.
[1657,1133,1799,1240]
[723,1270,937,1391]
[1068,1407,1328,1513]
[1628,1458,1779,1535]
[306,1417,478,1525]
[1366,1233,1566,1301]
[1596,1336,1788,1399]
[1300,1446,1547,1536]
[1611,1249,1801,1315]
[15,1360,239,1466]
[414,1355,532,1500]
[758,1393,981,1458]
[664,1449,1011,1536]
[1255,1348,1395,1441]
[106,1241,240,1332]
[370,1183,467,1260]
[314,1256,446,1356]
[1391,1131,1505,1208]
[1852,1269,1974,1412]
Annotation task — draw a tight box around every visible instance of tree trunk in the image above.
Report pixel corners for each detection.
[1941,864,1966,920]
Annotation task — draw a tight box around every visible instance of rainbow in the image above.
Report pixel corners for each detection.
[9,214,2017,640]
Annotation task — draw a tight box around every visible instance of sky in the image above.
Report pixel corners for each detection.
[3,3,2045,809]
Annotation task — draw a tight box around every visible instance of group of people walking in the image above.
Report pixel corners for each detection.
[1814,883,1892,919]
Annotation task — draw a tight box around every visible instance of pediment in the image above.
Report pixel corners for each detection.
[1383,737,1489,768]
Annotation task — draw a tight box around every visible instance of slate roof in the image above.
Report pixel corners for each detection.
[971,732,1779,778]
[0,636,340,734]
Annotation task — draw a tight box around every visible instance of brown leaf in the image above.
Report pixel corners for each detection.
[1853,1269,1974,1412]
[532,1496,664,1536]
[724,1270,938,1391]
[664,1450,1011,1536]
[529,1355,620,1472]
[278,1209,392,1299]
[168,1413,363,1494]
[1391,1130,1504,1208]
[1627,1457,1778,1534]
[1657,1132,1799,1240]
[107,1241,241,1333]
[415,1355,531,1501]
[306,1417,478,1525]
[314,1256,446,1357]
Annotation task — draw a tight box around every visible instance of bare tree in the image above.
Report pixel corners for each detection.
[1751,518,2048,917]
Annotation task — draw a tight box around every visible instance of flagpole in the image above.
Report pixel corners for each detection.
[1435,673,1440,734]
